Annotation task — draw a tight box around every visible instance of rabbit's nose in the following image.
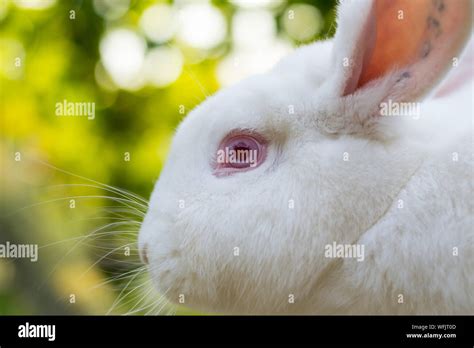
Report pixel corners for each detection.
[139,244,149,265]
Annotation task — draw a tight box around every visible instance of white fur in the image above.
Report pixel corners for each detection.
[139,0,473,314]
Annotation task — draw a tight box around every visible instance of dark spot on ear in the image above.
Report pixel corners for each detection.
[421,41,431,58]
[427,16,442,37]
[396,71,411,83]
[432,0,445,12]
[427,16,440,28]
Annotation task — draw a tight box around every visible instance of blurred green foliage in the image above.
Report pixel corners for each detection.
[0,0,336,315]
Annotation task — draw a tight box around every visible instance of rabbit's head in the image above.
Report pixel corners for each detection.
[138,0,472,313]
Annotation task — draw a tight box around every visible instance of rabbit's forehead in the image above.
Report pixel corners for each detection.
[210,76,295,120]
[181,73,317,138]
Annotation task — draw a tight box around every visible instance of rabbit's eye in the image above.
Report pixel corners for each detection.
[214,131,267,176]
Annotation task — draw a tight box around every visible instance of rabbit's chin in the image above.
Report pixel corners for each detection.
[149,276,309,315]
[146,252,299,314]
[141,219,313,315]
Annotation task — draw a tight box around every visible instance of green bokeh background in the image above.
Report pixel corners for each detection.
[0,0,336,315]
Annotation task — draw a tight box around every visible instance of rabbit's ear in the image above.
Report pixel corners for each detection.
[331,0,472,99]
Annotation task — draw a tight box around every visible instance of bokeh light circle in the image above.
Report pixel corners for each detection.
[232,9,276,48]
[144,46,183,88]
[14,0,56,10]
[93,0,130,21]
[139,4,178,44]
[282,4,324,42]
[99,29,146,89]
[230,0,284,9]
[177,4,227,50]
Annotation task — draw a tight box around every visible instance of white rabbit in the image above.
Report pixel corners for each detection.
[138,0,473,314]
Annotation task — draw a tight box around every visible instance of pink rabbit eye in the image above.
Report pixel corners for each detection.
[214,130,267,176]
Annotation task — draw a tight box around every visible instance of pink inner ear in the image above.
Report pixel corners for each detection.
[345,0,472,98]
[357,0,431,88]
[342,3,377,96]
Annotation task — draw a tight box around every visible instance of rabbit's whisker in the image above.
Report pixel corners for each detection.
[78,242,137,280]
[46,183,148,209]
[92,266,147,291]
[110,277,154,314]
[30,158,149,205]
[6,195,146,218]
